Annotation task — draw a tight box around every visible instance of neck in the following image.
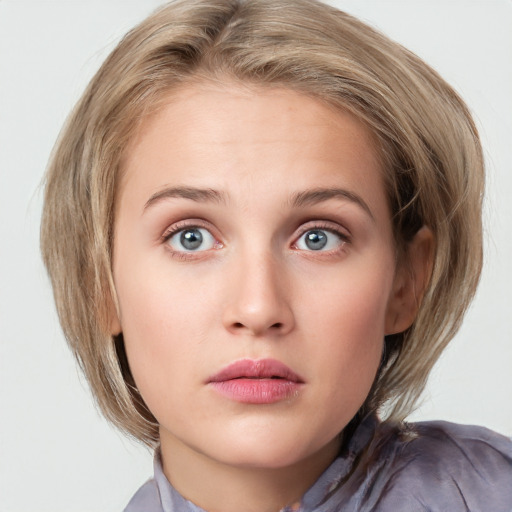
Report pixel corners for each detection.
[159,432,340,512]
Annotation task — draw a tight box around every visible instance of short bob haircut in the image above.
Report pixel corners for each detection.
[41,0,484,447]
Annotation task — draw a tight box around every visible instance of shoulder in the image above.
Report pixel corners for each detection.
[123,477,163,512]
[398,420,512,481]
[403,419,512,457]
[372,419,512,511]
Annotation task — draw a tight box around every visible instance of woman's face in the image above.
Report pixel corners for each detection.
[113,82,409,473]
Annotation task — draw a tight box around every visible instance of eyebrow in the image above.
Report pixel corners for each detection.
[290,187,374,220]
[143,185,374,220]
[144,186,226,211]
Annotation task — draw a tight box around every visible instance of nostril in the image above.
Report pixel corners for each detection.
[231,321,283,331]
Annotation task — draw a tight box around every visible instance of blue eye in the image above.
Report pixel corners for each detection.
[295,229,345,251]
[167,227,217,252]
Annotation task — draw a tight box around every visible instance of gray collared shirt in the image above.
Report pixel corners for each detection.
[124,415,512,511]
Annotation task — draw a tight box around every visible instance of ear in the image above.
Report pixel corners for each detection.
[385,226,434,335]
[107,288,122,336]
[109,308,122,336]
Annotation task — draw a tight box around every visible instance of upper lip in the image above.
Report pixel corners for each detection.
[208,358,304,383]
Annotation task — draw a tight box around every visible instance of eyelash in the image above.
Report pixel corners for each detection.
[161,220,221,261]
[293,222,350,253]
[160,220,351,260]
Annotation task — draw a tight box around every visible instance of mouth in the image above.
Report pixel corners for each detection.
[208,358,304,383]
[207,358,304,404]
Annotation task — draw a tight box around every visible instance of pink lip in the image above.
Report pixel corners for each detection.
[208,358,304,404]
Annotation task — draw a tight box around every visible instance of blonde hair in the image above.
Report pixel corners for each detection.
[41,0,484,446]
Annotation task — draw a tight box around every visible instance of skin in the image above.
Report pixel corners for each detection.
[112,82,431,512]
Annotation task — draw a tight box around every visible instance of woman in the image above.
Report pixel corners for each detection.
[40,1,512,510]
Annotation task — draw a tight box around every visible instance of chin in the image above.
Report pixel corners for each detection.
[217,444,307,470]
[201,424,338,471]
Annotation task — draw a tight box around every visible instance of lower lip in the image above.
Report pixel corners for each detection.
[209,378,303,404]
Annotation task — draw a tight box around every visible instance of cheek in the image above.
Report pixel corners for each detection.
[114,257,227,415]
[301,253,394,338]
[299,256,394,392]
[314,294,385,386]
[115,269,185,387]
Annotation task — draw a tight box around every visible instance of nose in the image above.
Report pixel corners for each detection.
[222,250,295,337]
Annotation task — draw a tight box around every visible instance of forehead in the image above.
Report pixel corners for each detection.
[118,81,387,215]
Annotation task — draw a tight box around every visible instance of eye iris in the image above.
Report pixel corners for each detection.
[180,229,203,250]
[305,230,328,250]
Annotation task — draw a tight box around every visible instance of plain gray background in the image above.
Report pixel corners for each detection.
[1,1,511,510]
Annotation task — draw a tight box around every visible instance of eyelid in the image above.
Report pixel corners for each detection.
[161,218,218,242]
[292,220,351,253]
[160,219,224,260]
[294,220,351,242]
